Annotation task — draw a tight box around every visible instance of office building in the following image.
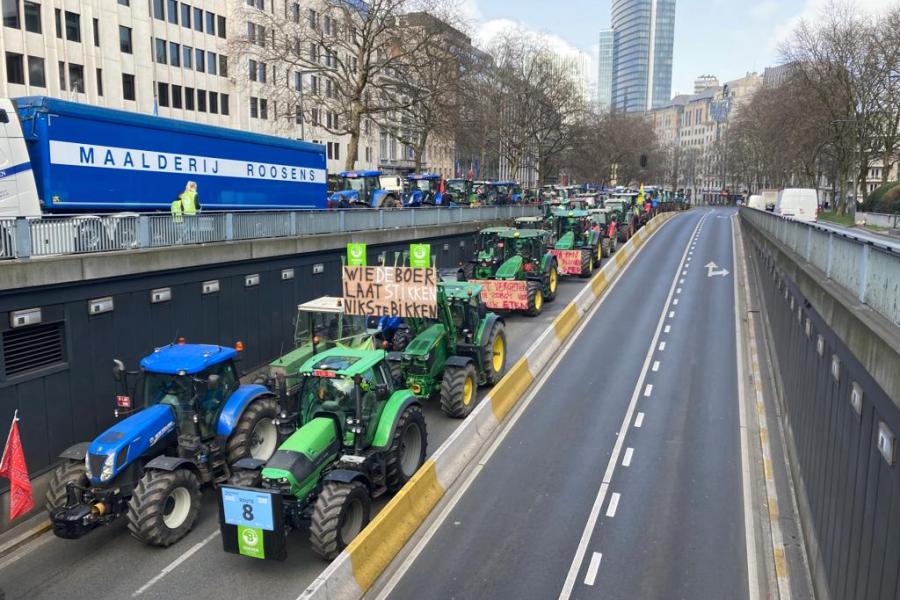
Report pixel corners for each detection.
[597,29,614,110]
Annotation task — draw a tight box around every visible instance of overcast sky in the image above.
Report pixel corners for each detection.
[466,0,892,97]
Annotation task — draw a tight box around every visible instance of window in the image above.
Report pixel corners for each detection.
[221,94,229,115]
[118,0,130,5]
[308,8,317,29]
[195,48,204,71]
[335,143,340,160]
[27,56,45,87]
[197,89,206,112]
[171,84,182,108]
[184,86,194,110]
[219,55,227,76]
[23,2,40,33]
[2,0,19,28]
[291,3,299,23]
[209,91,218,114]
[154,38,166,64]
[58,61,66,90]
[54,8,60,37]
[311,107,319,126]
[250,96,258,118]
[217,15,226,38]
[295,105,302,124]
[309,42,317,62]
[249,58,257,81]
[153,0,164,20]
[293,71,302,91]
[92,18,99,45]
[5,52,24,84]
[65,11,81,42]
[119,26,132,53]
[260,98,267,119]
[169,42,180,66]
[182,45,192,69]
[180,3,190,27]
[327,142,333,160]
[310,75,319,94]
[122,73,135,100]
[207,51,216,75]
[258,62,266,83]
[193,7,202,31]
[68,63,84,93]
[96,68,103,96]
[205,11,214,35]
[167,0,177,23]
[157,82,169,107]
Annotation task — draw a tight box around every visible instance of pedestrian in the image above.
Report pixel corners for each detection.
[176,181,200,241]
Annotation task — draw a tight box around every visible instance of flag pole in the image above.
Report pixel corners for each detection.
[1,409,17,465]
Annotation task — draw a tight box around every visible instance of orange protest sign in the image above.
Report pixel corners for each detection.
[550,249,583,275]
[342,266,437,318]
[469,280,530,311]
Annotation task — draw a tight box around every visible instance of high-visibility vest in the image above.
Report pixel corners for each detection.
[170,199,183,222]
[180,190,198,215]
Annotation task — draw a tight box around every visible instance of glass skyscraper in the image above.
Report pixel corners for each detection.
[610,0,676,112]
[597,29,615,110]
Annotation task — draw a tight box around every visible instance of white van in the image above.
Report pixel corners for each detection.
[748,194,765,210]
[775,188,818,223]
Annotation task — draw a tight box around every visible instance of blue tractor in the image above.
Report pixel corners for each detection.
[403,173,451,207]
[328,171,400,208]
[46,343,281,547]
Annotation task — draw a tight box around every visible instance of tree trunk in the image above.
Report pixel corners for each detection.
[414,132,428,173]
[343,101,363,171]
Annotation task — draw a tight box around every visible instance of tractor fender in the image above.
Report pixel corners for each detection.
[216,385,275,437]
[144,455,200,475]
[323,469,371,489]
[372,391,420,449]
[372,189,389,207]
[444,356,474,369]
[476,314,504,352]
[59,441,91,461]
[232,457,266,471]
[540,252,556,274]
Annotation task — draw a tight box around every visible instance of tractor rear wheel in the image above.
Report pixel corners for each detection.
[391,326,412,352]
[226,396,280,464]
[544,261,559,301]
[601,238,611,258]
[579,250,594,278]
[386,405,427,489]
[525,281,544,316]
[388,359,404,387]
[310,481,371,560]
[483,323,507,385]
[227,469,261,488]
[382,195,399,208]
[127,469,201,547]
[45,459,88,512]
[440,363,478,419]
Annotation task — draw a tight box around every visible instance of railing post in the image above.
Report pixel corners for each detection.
[15,217,31,259]
[379,209,384,229]
[290,212,297,236]
[858,243,869,304]
[138,216,150,248]
[826,233,833,279]
[225,212,234,241]
[410,208,416,228]
[805,227,812,262]
[339,210,345,232]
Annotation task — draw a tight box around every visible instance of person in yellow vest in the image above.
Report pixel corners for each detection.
[171,181,200,240]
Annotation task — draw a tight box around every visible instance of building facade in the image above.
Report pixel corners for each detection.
[609,0,676,112]
[693,74,718,94]
[597,28,613,111]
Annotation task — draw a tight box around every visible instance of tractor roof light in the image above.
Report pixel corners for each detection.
[235,341,245,352]
[177,337,187,345]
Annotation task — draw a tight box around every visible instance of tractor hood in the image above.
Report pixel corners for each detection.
[404,190,424,206]
[495,255,523,279]
[86,404,177,485]
[262,417,341,493]
[555,231,575,250]
[330,190,359,206]
[403,323,445,358]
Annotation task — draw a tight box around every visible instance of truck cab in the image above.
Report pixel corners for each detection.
[329,171,399,208]
[0,98,40,217]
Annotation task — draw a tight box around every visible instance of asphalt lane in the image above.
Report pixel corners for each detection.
[380,210,709,599]
[0,255,589,600]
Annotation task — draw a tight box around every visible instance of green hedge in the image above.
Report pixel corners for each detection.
[862,180,900,213]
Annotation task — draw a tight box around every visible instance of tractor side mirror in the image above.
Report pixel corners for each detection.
[375,384,389,399]
[112,359,125,381]
[478,303,487,319]
[0,110,8,124]
[207,374,221,390]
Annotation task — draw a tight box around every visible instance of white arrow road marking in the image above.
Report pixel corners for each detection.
[705,262,730,278]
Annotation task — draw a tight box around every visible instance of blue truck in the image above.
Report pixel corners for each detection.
[0,96,327,217]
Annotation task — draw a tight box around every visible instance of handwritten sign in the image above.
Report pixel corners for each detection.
[469,280,529,311]
[342,266,437,318]
[550,249,584,275]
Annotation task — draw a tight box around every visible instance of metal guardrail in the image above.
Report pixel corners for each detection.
[0,205,539,260]
[741,207,900,328]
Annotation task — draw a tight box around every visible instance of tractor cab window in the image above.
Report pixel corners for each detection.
[337,315,371,348]
[449,300,477,341]
[341,177,367,193]
[300,374,355,425]
[448,180,468,195]
[143,373,196,433]
[411,179,435,193]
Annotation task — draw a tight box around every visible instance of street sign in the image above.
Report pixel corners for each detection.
[218,485,287,561]
[409,243,431,268]
[347,243,367,267]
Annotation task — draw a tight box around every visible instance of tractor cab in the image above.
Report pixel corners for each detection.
[552,208,593,250]
[471,227,516,278]
[404,173,445,207]
[514,216,546,231]
[488,181,522,205]
[329,171,399,208]
[446,179,475,205]
[492,229,552,279]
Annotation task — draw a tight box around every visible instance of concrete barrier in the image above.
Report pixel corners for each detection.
[298,211,679,600]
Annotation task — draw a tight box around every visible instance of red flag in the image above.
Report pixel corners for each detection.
[0,414,35,521]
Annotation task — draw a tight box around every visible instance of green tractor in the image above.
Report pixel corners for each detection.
[604,194,640,243]
[589,208,619,258]
[391,281,507,418]
[514,215,549,233]
[220,348,427,561]
[550,208,601,278]
[466,228,559,317]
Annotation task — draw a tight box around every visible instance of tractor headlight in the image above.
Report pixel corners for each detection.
[100,453,115,482]
[84,454,92,478]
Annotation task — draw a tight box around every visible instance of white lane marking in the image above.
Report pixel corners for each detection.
[644,384,653,397]
[605,493,621,518]
[664,325,671,333]
[732,215,761,600]
[652,360,660,372]
[558,212,706,600]
[622,447,634,467]
[132,530,221,597]
[679,278,685,284]
[374,213,678,600]
[673,298,679,305]
[658,341,666,351]
[682,270,688,276]
[668,311,675,318]
[584,552,603,586]
[676,287,682,294]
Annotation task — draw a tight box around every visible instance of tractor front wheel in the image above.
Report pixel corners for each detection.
[544,261,559,301]
[579,250,594,278]
[45,459,88,512]
[310,481,371,560]
[525,281,544,316]
[386,405,427,489]
[440,364,478,419]
[382,195,399,208]
[601,237,611,258]
[483,323,507,385]
[226,396,280,464]
[127,469,201,547]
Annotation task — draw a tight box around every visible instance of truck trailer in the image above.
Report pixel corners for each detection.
[0,96,327,217]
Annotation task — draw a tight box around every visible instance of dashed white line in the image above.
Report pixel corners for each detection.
[658,341,666,351]
[584,552,603,586]
[634,412,645,428]
[605,493,621,518]
[644,384,653,397]
[676,287,682,294]
[652,360,660,371]
[679,278,685,284]
[132,530,220,597]
[673,298,679,305]
[622,447,634,467]
[668,311,675,318]
[664,325,671,333]
[682,270,688,276]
